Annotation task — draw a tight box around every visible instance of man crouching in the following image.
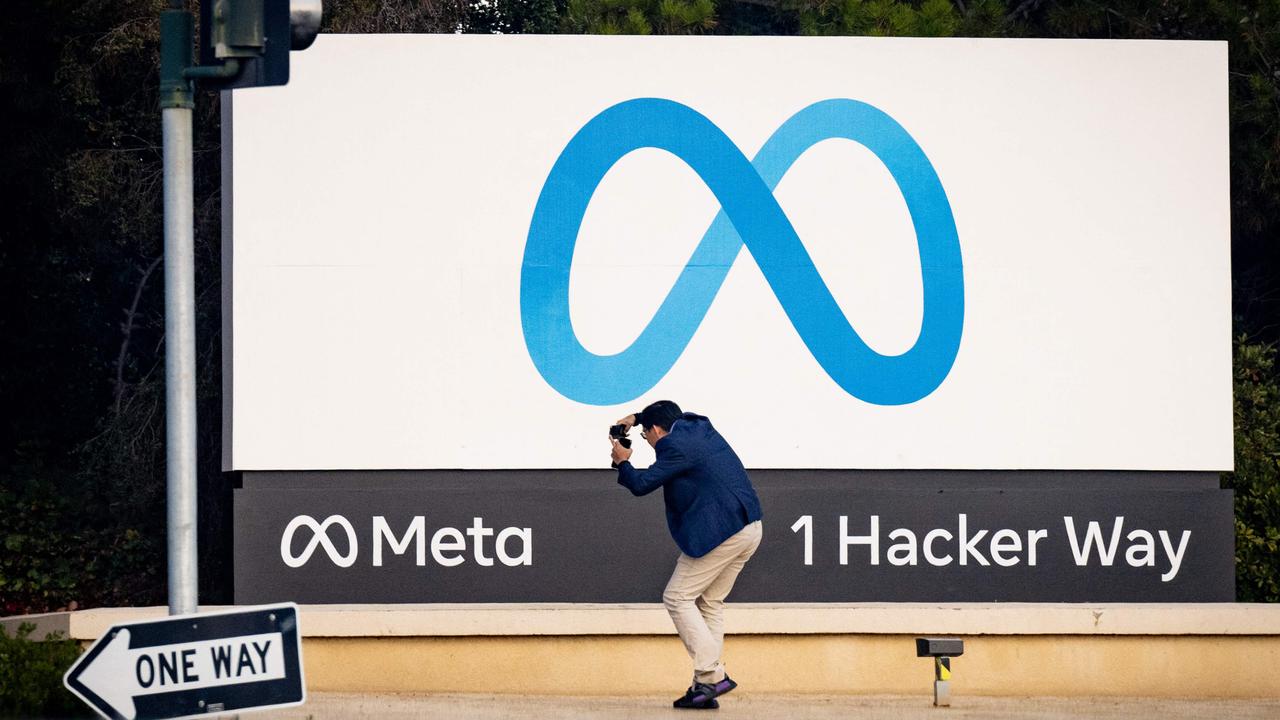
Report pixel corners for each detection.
[610,400,764,710]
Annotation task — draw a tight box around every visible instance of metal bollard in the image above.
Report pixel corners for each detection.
[915,637,965,707]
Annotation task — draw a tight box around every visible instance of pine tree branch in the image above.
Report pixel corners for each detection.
[114,255,161,415]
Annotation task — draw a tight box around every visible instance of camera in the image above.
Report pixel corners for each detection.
[609,424,632,449]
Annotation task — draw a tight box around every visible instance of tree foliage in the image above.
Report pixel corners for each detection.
[2,0,182,614]
[323,0,467,33]
[794,0,967,37]
[560,0,718,34]
[1224,336,1280,602]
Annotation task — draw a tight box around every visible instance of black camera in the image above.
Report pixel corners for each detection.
[609,424,632,449]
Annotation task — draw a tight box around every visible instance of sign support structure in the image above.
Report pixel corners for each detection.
[159,2,201,618]
[157,0,321,617]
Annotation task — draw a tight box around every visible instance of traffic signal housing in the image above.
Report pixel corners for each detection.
[197,0,322,90]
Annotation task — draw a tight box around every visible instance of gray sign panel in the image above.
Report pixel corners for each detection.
[234,471,1234,603]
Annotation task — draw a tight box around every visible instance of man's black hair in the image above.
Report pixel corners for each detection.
[640,400,683,432]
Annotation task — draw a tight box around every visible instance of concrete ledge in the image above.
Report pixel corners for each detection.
[5,604,1279,698]
[5,603,1279,640]
[301,634,1280,698]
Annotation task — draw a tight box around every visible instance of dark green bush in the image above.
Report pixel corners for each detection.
[1223,335,1280,602]
[1,480,89,616]
[0,622,88,719]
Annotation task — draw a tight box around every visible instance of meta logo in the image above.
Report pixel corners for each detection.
[279,514,533,568]
[520,98,964,406]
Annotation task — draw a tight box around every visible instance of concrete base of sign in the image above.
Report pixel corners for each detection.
[8,603,1280,698]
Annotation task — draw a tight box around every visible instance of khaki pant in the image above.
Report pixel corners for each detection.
[662,520,763,685]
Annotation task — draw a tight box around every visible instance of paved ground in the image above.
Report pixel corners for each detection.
[264,692,1280,719]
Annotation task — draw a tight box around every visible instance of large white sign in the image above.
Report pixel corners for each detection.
[224,35,1231,471]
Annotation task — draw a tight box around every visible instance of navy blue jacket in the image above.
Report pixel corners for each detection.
[617,413,763,557]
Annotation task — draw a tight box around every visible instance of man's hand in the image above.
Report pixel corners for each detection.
[611,438,633,465]
[615,413,639,429]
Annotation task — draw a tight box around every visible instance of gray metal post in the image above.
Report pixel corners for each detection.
[161,7,198,617]
[933,657,951,707]
[163,106,198,616]
[157,0,318,618]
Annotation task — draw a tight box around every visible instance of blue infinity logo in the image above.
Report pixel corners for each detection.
[520,98,963,406]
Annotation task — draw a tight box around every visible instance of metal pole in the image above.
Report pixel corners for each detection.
[161,8,198,617]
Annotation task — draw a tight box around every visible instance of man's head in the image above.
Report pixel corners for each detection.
[638,400,682,448]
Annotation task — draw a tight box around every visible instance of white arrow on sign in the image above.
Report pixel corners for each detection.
[73,628,286,720]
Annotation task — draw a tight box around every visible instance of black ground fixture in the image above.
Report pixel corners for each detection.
[916,637,964,707]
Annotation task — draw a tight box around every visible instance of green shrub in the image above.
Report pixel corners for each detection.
[1,455,165,616]
[1,481,88,616]
[0,622,88,719]
[1222,335,1280,601]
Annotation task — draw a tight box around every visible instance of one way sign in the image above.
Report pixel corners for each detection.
[64,603,304,720]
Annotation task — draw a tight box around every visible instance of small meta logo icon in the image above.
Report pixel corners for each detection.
[280,515,358,567]
[520,98,964,406]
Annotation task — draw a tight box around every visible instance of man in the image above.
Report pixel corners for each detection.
[610,400,764,710]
